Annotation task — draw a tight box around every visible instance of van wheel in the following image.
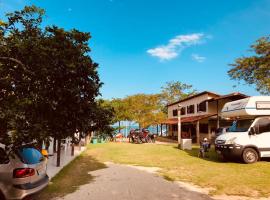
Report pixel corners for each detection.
[242,148,258,164]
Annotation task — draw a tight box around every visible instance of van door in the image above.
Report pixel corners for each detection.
[253,118,270,157]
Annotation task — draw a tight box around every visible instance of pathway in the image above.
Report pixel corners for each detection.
[56,162,212,200]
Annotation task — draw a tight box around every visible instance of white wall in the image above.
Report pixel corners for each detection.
[168,93,217,119]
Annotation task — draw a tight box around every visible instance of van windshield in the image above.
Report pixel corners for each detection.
[229,119,254,132]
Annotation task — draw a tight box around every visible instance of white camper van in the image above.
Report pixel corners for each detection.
[215,96,270,163]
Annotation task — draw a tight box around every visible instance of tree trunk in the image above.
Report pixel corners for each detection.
[161,124,163,137]
[45,139,50,151]
[53,138,57,153]
[118,121,121,133]
[156,124,159,135]
[57,139,61,167]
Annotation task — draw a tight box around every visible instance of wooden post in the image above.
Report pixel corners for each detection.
[118,121,121,133]
[57,139,61,167]
[208,122,211,141]
[196,120,200,144]
[79,133,82,151]
[177,108,182,148]
[71,143,75,156]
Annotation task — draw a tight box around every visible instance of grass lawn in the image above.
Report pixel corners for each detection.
[88,142,270,197]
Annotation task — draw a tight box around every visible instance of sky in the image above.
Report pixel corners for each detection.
[1,0,270,99]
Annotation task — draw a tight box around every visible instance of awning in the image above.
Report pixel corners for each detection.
[162,114,216,125]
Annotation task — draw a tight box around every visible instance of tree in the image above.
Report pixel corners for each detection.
[160,81,197,105]
[0,6,108,166]
[108,98,131,133]
[125,94,165,128]
[0,6,49,148]
[92,100,115,136]
[228,35,270,95]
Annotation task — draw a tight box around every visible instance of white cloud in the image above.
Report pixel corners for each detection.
[147,33,205,61]
[191,54,206,63]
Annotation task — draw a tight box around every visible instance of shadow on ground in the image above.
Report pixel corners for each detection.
[28,150,107,200]
[175,146,270,164]
[173,146,236,163]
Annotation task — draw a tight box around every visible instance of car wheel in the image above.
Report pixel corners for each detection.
[242,148,258,164]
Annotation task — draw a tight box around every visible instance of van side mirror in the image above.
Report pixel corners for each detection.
[249,127,256,135]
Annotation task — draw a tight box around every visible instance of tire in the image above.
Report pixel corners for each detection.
[242,148,258,164]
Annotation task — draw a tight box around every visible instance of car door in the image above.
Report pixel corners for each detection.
[253,117,270,157]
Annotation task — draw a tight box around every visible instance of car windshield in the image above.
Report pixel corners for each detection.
[228,119,254,132]
[17,147,44,164]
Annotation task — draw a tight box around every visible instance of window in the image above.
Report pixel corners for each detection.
[181,107,186,115]
[255,118,270,134]
[17,147,44,164]
[198,101,207,112]
[0,148,9,164]
[172,109,178,117]
[187,105,194,114]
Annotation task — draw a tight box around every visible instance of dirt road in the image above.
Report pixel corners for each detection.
[56,162,212,200]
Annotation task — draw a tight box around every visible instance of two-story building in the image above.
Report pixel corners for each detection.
[163,91,248,143]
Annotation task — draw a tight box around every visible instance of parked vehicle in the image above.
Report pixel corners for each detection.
[128,129,156,144]
[215,96,270,163]
[215,127,230,137]
[0,144,49,200]
[212,127,229,143]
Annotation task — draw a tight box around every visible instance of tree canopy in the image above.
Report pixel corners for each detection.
[228,35,270,95]
[0,6,111,154]
[105,81,196,129]
[125,94,165,128]
[160,81,197,105]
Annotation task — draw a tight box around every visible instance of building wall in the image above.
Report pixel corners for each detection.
[166,93,248,143]
[168,93,218,119]
[208,101,217,115]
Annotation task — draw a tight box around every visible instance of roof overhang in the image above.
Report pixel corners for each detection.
[162,114,216,124]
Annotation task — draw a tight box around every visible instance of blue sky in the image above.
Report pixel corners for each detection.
[1,0,270,99]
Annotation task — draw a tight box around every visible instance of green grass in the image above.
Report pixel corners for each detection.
[88,142,270,197]
[36,149,107,200]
